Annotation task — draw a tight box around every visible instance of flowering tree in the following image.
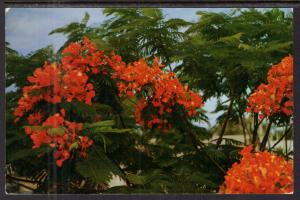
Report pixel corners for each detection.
[10,37,211,192]
[6,8,294,194]
[177,9,293,147]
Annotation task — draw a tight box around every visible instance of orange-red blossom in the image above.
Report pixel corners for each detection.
[247,56,293,119]
[24,110,92,167]
[219,146,293,194]
[14,37,204,167]
[109,54,204,131]
[14,37,102,167]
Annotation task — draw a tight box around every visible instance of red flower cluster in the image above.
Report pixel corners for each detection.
[110,57,163,97]
[27,112,44,125]
[14,37,105,167]
[247,56,293,119]
[61,37,106,74]
[14,36,204,166]
[218,146,293,194]
[109,55,204,131]
[15,63,96,122]
[24,110,93,167]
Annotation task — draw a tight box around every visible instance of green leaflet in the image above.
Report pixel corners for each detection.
[47,127,66,136]
[84,120,131,134]
[24,125,66,136]
[23,125,49,131]
[93,127,131,134]
[75,147,124,184]
[218,32,244,44]
[69,142,79,151]
[84,120,115,129]
[7,147,49,163]
[126,170,168,186]
[126,173,147,185]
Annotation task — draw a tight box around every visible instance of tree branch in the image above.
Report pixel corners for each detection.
[216,98,234,148]
[259,120,272,150]
[179,114,225,174]
[269,125,292,151]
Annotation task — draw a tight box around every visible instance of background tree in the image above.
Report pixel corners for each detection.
[175,8,293,147]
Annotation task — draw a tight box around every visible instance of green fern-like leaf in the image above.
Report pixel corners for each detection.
[75,147,124,184]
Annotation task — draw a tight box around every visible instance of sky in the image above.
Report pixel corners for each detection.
[5,8,232,55]
[5,8,293,127]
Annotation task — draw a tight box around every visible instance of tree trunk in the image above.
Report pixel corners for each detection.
[179,115,225,173]
[259,121,272,150]
[119,114,126,128]
[269,126,292,151]
[251,114,258,144]
[216,98,234,148]
[251,113,263,148]
[285,130,288,158]
[239,113,247,145]
[187,130,225,173]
